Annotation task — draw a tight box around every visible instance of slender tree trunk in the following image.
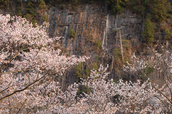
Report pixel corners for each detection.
[119,30,124,64]
[166,40,169,49]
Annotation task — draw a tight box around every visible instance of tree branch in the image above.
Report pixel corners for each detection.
[0,74,46,102]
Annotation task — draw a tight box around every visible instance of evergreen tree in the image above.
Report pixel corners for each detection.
[105,0,129,14]
[143,15,155,45]
[0,0,8,8]
[26,0,34,14]
[151,0,170,22]
[38,0,45,9]
[16,0,23,16]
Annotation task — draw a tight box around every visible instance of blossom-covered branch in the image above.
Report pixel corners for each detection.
[0,14,88,113]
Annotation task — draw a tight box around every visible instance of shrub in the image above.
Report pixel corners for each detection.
[38,0,45,9]
[32,19,37,27]
[143,15,155,45]
[24,13,32,21]
[165,28,172,40]
[42,15,48,22]
[77,85,92,96]
[113,48,121,58]
[17,6,22,16]
[95,40,102,50]
[92,62,98,70]
[75,63,83,78]
[69,28,76,38]
[151,0,170,22]
[84,68,90,78]
[106,0,128,15]
[0,0,8,8]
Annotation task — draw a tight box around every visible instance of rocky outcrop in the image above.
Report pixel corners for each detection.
[47,5,143,89]
[48,5,142,56]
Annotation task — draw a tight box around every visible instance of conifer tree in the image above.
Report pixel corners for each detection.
[26,0,34,14]
[151,0,170,22]
[143,15,155,45]
[0,0,8,8]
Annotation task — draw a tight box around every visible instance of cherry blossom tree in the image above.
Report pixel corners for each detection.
[55,48,172,113]
[0,14,88,113]
[0,14,171,114]
[123,47,172,113]
[53,63,171,113]
[76,64,171,113]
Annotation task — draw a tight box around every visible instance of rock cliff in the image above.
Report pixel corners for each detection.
[48,5,142,56]
[47,5,143,89]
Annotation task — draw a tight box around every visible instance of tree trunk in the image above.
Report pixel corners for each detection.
[119,30,124,64]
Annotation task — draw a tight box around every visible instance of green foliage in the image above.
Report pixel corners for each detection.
[113,79,118,83]
[92,62,98,70]
[25,0,36,20]
[69,28,76,38]
[151,0,170,22]
[42,15,48,22]
[94,56,98,61]
[24,13,32,21]
[113,48,123,67]
[141,65,154,81]
[84,68,90,78]
[77,85,92,95]
[38,0,45,9]
[130,0,147,16]
[9,12,13,17]
[26,0,34,14]
[32,19,37,27]
[17,6,22,16]
[71,0,79,10]
[16,0,23,16]
[114,30,118,34]
[143,66,154,75]
[71,0,79,5]
[75,63,83,78]
[31,11,37,18]
[139,6,146,15]
[44,0,63,5]
[0,0,171,49]
[95,40,102,50]
[87,32,92,42]
[165,28,172,40]
[113,48,121,58]
[75,63,90,79]
[0,0,8,8]
[59,4,66,10]
[143,15,155,45]
[130,0,170,22]
[106,0,129,15]
[124,58,129,64]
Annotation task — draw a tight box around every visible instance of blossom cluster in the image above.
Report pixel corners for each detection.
[0,14,171,114]
[123,49,172,113]
[0,14,88,113]
[48,65,171,113]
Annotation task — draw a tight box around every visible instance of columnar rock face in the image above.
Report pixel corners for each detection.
[48,5,142,89]
[48,5,142,56]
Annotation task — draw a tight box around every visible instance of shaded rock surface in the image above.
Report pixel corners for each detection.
[47,5,142,89]
[48,5,142,55]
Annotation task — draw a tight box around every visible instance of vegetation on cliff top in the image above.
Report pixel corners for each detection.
[1,0,171,44]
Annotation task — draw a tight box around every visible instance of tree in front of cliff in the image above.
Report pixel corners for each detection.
[75,64,171,113]
[123,48,172,113]
[0,14,88,113]
[47,64,171,113]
